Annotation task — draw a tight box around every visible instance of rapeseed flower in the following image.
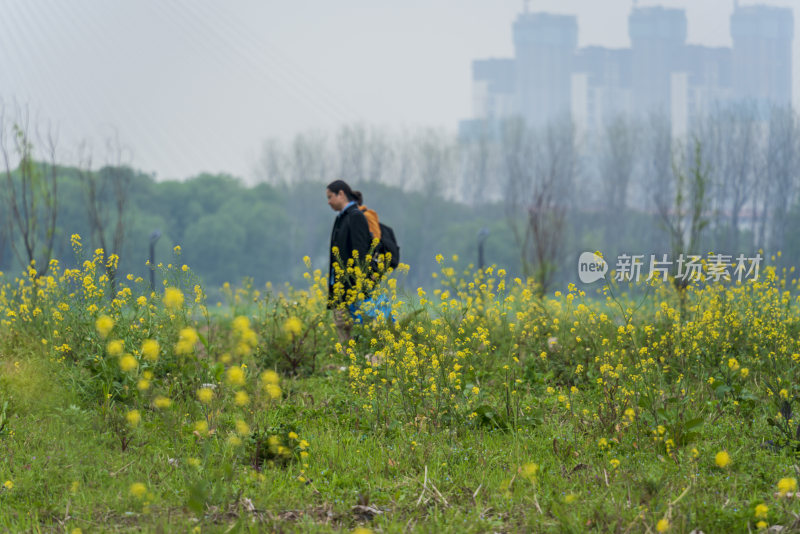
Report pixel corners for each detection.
[141,339,160,361]
[234,390,250,406]
[153,396,172,409]
[226,366,245,386]
[119,354,138,372]
[283,316,302,337]
[129,482,147,498]
[521,462,538,482]
[107,339,124,357]
[163,287,184,310]
[235,420,250,436]
[261,370,279,385]
[197,387,214,404]
[175,327,198,355]
[126,410,141,427]
[777,477,797,496]
[95,315,114,339]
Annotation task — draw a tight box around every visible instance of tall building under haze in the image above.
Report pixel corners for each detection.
[460,3,794,140]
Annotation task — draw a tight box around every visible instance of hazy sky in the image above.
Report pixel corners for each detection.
[1,0,797,181]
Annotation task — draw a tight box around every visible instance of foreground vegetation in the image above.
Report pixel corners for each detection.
[2,241,800,532]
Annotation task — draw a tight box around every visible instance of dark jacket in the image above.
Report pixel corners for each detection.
[328,203,371,308]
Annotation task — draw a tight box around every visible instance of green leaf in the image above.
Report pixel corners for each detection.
[198,331,209,352]
[684,417,703,432]
[714,385,731,399]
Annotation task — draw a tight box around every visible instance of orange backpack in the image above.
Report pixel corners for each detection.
[359,205,381,241]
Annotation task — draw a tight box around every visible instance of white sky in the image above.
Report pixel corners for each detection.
[0,0,797,181]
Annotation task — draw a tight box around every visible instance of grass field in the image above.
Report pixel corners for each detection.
[1,245,800,532]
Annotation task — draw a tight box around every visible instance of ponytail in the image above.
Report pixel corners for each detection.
[327,179,357,202]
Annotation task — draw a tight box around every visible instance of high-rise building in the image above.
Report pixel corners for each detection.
[730,5,793,110]
[628,6,687,115]
[471,58,515,120]
[512,12,578,126]
[462,3,793,140]
[572,46,633,133]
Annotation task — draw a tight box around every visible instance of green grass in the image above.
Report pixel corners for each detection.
[1,349,798,533]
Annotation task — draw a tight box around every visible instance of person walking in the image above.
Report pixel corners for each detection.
[326,180,371,344]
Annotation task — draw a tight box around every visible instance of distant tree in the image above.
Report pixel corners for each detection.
[598,115,638,247]
[291,132,329,185]
[658,139,709,317]
[460,122,496,205]
[337,123,368,183]
[643,113,675,245]
[255,138,289,186]
[366,126,393,184]
[0,105,59,278]
[77,134,133,294]
[502,117,576,294]
[696,103,761,252]
[764,106,799,253]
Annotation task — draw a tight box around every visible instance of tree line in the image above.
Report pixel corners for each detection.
[3,103,800,297]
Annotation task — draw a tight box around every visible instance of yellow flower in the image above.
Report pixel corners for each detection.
[95,315,114,339]
[3,480,13,490]
[234,390,250,406]
[564,493,578,504]
[126,410,141,428]
[194,420,208,435]
[119,354,138,372]
[283,317,302,338]
[175,327,199,355]
[472,386,480,395]
[656,518,669,532]
[780,389,789,400]
[129,482,147,498]
[235,420,250,436]
[261,370,279,385]
[141,339,160,361]
[288,431,299,440]
[153,396,172,409]
[521,462,538,481]
[163,287,184,310]
[136,296,147,306]
[265,384,281,400]
[727,358,740,371]
[137,378,151,391]
[740,368,749,378]
[197,387,214,404]
[610,458,620,469]
[715,450,730,468]
[226,366,246,387]
[754,503,768,518]
[777,477,797,496]
[107,339,124,357]
[756,521,768,530]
